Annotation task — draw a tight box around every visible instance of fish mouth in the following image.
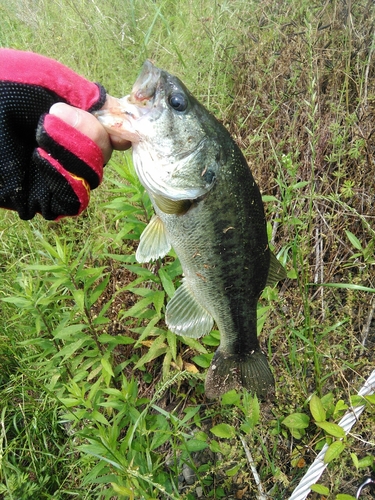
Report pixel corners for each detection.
[129,60,161,106]
[94,60,162,141]
[93,98,140,142]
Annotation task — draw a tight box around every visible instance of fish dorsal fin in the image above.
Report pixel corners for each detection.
[166,281,214,338]
[153,194,192,215]
[266,252,287,287]
[136,214,171,263]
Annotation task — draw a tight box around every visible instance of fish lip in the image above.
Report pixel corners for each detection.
[109,95,151,121]
[129,60,161,104]
[93,92,157,142]
[94,61,167,136]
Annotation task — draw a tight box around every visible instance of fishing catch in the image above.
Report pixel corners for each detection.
[96,61,285,399]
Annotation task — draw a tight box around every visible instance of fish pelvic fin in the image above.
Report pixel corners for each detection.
[266,252,287,287]
[205,349,275,400]
[136,214,171,263]
[166,281,214,338]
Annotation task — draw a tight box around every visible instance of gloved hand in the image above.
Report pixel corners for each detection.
[0,48,108,220]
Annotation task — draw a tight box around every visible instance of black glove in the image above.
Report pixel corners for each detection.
[0,48,107,220]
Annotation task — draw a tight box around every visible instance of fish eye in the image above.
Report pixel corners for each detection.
[168,92,188,112]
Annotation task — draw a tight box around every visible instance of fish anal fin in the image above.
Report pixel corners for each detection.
[205,349,275,399]
[266,252,287,287]
[136,214,171,263]
[166,281,214,338]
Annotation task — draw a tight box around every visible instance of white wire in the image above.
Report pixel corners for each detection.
[288,370,375,500]
[240,435,268,500]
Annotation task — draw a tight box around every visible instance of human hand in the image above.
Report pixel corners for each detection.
[49,97,131,164]
[0,48,130,220]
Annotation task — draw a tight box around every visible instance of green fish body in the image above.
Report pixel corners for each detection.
[96,61,285,398]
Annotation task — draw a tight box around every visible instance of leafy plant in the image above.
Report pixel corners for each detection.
[283,391,375,497]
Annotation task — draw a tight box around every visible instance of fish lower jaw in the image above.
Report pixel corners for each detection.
[94,111,140,142]
[205,349,275,400]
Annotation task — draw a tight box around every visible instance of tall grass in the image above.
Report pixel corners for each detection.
[0,0,374,498]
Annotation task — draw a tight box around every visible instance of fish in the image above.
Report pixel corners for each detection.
[95,60,286,399]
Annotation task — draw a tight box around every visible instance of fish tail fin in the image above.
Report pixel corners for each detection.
[205,349,275,399]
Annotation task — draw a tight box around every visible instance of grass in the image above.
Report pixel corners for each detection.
[0,0,375,498]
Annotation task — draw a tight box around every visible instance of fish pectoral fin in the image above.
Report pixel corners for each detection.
[166,281,214,338]
[266,251,287,287]
[136,214,171,263]
[153,194,192,215]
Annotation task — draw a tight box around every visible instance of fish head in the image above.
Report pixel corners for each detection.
[97,61,227,202]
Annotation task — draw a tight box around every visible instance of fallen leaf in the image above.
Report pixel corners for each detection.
[184,361,199,373]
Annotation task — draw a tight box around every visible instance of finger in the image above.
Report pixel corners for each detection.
[49,102,113,163]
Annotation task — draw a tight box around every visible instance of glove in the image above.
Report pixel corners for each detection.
[0,48,107,220]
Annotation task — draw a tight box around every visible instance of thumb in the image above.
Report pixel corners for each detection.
[49,102,113,163]
[49,102,81,128]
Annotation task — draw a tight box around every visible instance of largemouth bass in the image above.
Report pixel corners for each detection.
[96,61,285,399]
